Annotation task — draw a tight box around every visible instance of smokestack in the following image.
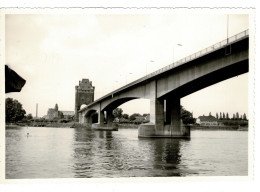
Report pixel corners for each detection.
[36,103,38,118]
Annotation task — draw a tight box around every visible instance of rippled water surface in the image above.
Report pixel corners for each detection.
[6,127,248,178]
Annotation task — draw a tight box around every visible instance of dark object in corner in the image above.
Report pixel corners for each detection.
[5,65,26,93]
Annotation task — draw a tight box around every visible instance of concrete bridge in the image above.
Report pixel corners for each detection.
[78,30,249,138]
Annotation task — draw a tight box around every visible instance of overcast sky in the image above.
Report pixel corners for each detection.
[5,12,249,118]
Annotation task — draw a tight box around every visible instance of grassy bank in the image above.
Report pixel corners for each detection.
[5,122,91,129]
[5,124,21,128]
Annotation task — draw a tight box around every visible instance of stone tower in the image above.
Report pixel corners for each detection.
[75,79,95,121]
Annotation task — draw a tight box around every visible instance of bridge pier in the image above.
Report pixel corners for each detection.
[138,82,190,138]
[92,110,118,131]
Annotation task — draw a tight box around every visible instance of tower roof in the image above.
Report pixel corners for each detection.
[78,78,95,91]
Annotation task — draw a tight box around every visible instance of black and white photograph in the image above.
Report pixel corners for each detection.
[0,6,257,190]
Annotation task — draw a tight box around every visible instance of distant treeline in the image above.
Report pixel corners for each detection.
[218,119,248,126]
[214,112,247,120]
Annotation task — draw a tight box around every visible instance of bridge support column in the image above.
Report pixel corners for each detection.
[86,114,92,124]
[166,97,190,137]
[97,110,105,125]
[92,109,118,131]
[78,112,84,123]
[106,110,114,126]
[138,80,189,138]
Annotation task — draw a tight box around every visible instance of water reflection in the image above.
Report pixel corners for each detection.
[139,138,191,177]
[72,129,124,177]
[71,128,191,177]
[153,139,182,171]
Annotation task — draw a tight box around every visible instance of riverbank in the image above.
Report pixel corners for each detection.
[5,122,91,129]
[5,124,21,129]
[118,124,139,129]
[191,125,248,131]
[6,123,248,131]
[118,124,248,131]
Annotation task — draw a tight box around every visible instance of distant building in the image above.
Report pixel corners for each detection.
[133,115,150,124]
[45,104,62,120]
[45,104,74,120]
[196,115,220,126]
[134,116,146,122]
[145,114,150,121]
[61,111,75,120]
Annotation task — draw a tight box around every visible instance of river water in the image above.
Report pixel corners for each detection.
[5,127,248,179]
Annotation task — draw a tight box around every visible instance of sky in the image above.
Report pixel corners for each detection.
[5,13,250,118]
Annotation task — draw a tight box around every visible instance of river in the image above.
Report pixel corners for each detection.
[5,127,248,179]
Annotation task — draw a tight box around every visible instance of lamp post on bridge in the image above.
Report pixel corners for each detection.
[173,43,182,64]
[146,60,155,80]
[125,72,133,84]
[113,80,119,90]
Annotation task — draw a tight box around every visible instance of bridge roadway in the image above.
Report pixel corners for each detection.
[78,30,249,138]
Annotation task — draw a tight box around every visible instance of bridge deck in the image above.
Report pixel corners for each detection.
[79,29,249,112]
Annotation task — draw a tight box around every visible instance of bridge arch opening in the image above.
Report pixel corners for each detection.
[180,73,248,121]
[101,98,150,126]
[119,99,150,117]
[85,109,98,124]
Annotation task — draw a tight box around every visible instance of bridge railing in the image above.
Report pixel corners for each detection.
[145,29,249,80]
[116,29,249,92]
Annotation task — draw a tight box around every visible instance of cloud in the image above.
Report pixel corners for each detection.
[40,15,103,54]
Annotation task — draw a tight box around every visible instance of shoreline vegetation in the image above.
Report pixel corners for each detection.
[5,122,248,131]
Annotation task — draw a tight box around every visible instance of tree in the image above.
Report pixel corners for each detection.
[6,98,26,123]
[53,117,59,122]
[220,112,222,119]
[113,108,123,118]
[26,113,33,120]
[226,112,229,119]
[122,113,129,119]
[209,112,211,116]
[243,113,247,120]
[181,106,195,125]
[129,113,141,121]
[236,112,239,120]
[223,112,226,119]
[216,113,219,119]
[38,118,45,122]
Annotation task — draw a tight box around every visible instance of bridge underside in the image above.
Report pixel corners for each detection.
[161,60,248,99]
[139,59,248,138]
